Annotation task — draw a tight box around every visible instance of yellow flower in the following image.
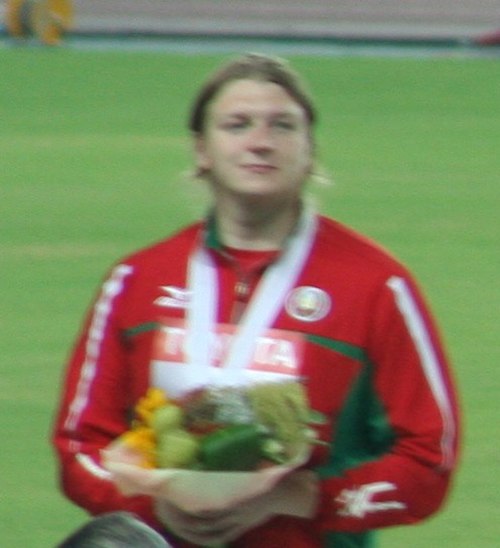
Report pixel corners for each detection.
[134,388,169,426]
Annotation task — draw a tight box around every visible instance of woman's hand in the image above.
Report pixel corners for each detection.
[154,470,319,545]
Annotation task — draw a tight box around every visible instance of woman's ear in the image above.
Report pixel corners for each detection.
[194,134,211,174]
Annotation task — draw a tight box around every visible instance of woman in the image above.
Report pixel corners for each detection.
[52,54,460,547]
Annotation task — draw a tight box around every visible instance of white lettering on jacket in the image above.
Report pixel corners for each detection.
[154,320,303,374]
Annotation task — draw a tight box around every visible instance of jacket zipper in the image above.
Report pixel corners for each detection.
[232,277,251,323]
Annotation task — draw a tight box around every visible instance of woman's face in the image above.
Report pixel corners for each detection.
[195,79,313,203]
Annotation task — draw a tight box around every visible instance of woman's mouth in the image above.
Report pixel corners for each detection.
[242,163,277,174]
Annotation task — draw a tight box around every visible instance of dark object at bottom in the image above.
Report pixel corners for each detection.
[57,511,171,547]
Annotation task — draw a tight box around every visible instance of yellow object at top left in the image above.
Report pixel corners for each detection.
[5,0,73,45]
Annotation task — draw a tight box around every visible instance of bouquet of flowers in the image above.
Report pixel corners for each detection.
[103,381,322,511]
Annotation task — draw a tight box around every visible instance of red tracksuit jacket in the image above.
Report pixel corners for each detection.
[52,214,460,547]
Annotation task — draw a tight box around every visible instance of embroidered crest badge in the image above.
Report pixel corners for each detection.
[285,286,331,322]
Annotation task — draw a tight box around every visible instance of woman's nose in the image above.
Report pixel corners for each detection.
[248,124,274,150]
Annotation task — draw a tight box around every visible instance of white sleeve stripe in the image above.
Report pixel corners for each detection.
[387,276,456,469]
[76,453,112,480]
[63,264,133,432]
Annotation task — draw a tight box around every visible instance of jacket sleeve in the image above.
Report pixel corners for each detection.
[315,273,460,533]
[51,263,163,531]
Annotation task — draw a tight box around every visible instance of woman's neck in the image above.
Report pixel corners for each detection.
[213,197,302,250]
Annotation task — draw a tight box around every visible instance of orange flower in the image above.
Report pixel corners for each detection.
[121,426,157,468]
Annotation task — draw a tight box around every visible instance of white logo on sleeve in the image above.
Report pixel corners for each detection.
[335,482,407,518]
[154,286,191,309]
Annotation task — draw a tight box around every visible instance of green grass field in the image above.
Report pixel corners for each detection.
[1,44,499,546]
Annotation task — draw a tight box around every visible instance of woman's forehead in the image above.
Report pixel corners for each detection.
[208,79,308,119]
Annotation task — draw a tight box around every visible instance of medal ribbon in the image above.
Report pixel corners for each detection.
[186,206,317,377]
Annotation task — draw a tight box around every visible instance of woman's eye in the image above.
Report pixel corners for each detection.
[273,119,295,130]
[222,120,248,131]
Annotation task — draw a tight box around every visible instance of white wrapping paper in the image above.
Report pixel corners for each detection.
[102,440,309,513]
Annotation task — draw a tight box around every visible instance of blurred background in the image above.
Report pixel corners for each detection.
[49,0,500,42]
[2,0,500,47]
